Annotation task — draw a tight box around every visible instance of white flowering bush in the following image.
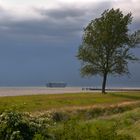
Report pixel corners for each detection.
[0,110,53,140]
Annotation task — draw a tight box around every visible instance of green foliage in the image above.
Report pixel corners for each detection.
[33,134,45,140]
[78,8,138,76]
[93,124,135,140]
[0,110,52,140]
[53,119,135,140]
[53,119,93,140]
[52,107,140,139]
[0,107,140,140]
[51,111,69,122]
[77,8,139,93]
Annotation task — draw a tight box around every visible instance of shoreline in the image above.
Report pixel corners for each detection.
[0,87,139,97]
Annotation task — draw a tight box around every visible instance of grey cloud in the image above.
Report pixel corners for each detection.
[0,1,139,87]
[0,1,112,41]
[37,1,112,21]
[39,7,85,19]
[0,0,139,45]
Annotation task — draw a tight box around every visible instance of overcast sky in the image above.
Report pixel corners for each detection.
[0,0,140,87]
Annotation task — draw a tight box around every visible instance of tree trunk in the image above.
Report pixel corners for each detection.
[102,73,107,94]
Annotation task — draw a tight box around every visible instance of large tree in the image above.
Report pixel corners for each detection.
[77,8,140,93]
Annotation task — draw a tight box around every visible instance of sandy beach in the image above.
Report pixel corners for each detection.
[0,87,139,97]
[0,87,88,97]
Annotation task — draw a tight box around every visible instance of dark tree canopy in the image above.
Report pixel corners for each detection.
[77,8,140,93]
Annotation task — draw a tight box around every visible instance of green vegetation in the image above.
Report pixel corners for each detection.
[0,92,140,139]
[53,106,140,140]
[0,110,136,140]
[77,8,140,93]
[1,101,140,139]
[0,92,139,112]
[0,110,52,140]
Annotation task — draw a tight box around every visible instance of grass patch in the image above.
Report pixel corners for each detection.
[0,92,140,139]
[0,92,140,112]
[111,92,140,100]
[51,107,140,139]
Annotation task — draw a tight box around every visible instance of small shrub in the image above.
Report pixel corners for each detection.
[85,108,104,119]
[33,134,45,140]
[52,111,69,122]
[0,110,52,140]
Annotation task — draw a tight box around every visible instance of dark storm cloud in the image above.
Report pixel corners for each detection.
[0,0,140,41]
[0,1,112,41]
[39,7,85,19]
[0,0,139,87]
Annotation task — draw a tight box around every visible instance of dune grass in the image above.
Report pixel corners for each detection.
[84,107,140,139]
[0,92,140,112]
[50,105,140,140]
[0,92,140,139]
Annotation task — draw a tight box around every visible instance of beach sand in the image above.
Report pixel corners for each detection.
[0,87,139,97]
[0,87,87,97]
